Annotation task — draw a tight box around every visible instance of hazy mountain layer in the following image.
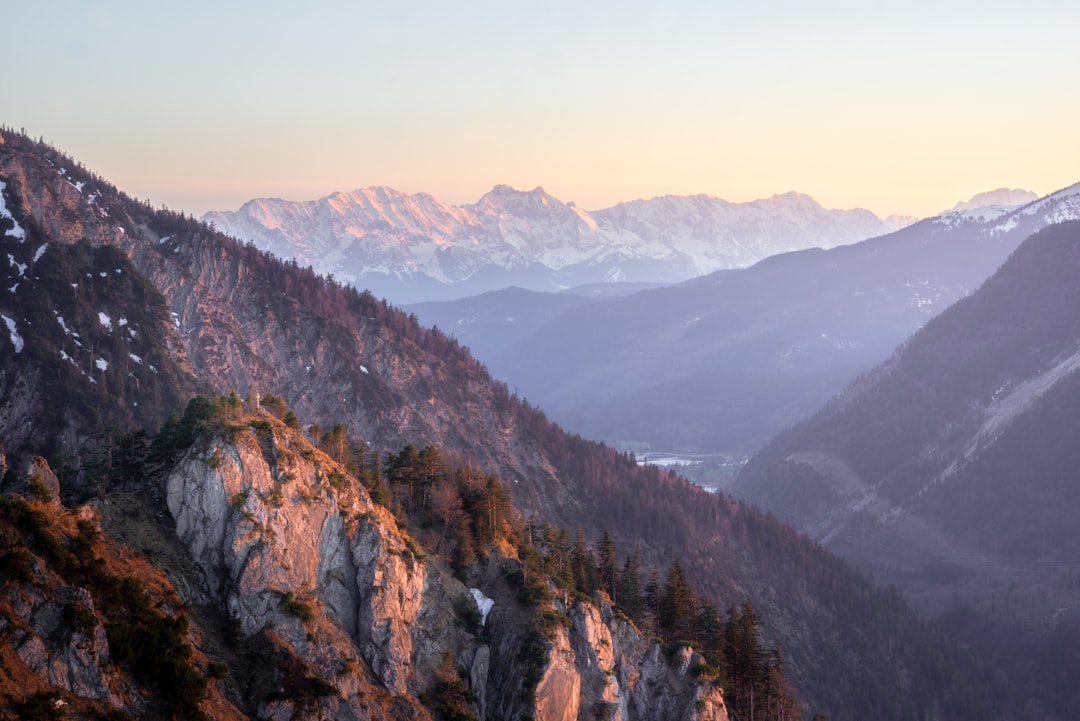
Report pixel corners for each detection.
[441,186,1079,458]
[735,220,1080,719]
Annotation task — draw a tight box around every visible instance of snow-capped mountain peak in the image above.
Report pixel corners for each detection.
[949,187,1038,212]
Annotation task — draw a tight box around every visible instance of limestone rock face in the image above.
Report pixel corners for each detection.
[526,599,729,721]
[533,626,581,721]
[163,415,730,721]
[165,416,434,713]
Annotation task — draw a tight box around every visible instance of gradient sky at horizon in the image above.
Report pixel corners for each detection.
[5,0,1079,219]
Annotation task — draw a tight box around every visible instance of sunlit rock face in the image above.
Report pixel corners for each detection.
[166,418,427,700]
[164,414,730,721]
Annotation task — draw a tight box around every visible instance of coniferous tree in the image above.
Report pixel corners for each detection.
[726,601,766,719]
[596,528,617,601]
[617,546,643,622]
[571,526,595,594]
[658,560,696,641]
[694,596,725,673]
[643,565,662,637]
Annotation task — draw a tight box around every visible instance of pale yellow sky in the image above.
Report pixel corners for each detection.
[6,1,1079,219]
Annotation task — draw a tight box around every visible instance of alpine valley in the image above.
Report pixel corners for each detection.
[403,186,1076,465]
[0,127,1054,721]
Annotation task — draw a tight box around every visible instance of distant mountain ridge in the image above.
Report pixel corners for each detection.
[202,185,911,302]
[949,187,1038,212]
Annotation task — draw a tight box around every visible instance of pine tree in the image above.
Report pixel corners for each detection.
[658,560,696,642]
[693,596,725,673]
[617,546,643,622]
[596,528,617,601]
[571,526,595,594]
[643,565,661,637]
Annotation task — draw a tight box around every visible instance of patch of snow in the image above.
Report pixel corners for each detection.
[8,254,27,277]
[2,314,23,352]
[118,317,128,326]
[469,588,494,626]
[159,235,172,244]
[60,350,76,365]
[55,314,77,337]
[8,283,17,293]
[934,348,1080,489]
[95,357,109,372]
[115,267,122,274]
[128,328,137,339]
[0,181,27,241]
[360,365,369,374]
[129,353,143,364]
[98,312,112,331]
[33,244,47,262]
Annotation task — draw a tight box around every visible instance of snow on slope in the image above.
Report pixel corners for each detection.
[930,183,1080,235]
[0,181,27,241]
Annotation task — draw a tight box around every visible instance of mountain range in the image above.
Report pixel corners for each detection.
[406,185,1079,461]
[0,130,1021,719]
[202,186,913,303]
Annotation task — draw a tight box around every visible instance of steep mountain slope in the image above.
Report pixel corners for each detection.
[0,231,204,478]
[203,186,907,303]
[0,130,1019,720]
[481,187,1080,457]
[735,220,1080,719]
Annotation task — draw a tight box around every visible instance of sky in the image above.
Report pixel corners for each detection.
[5,0,1079,220]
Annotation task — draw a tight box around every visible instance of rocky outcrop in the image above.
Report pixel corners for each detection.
[561,600,728,721]
[165,415,435,708]
[163,413,730,721]
[0,470,246,720]
[5,582,119,702]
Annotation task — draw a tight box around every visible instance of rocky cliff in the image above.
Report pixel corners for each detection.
[161,410,730,720]
[2,409,730,720]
